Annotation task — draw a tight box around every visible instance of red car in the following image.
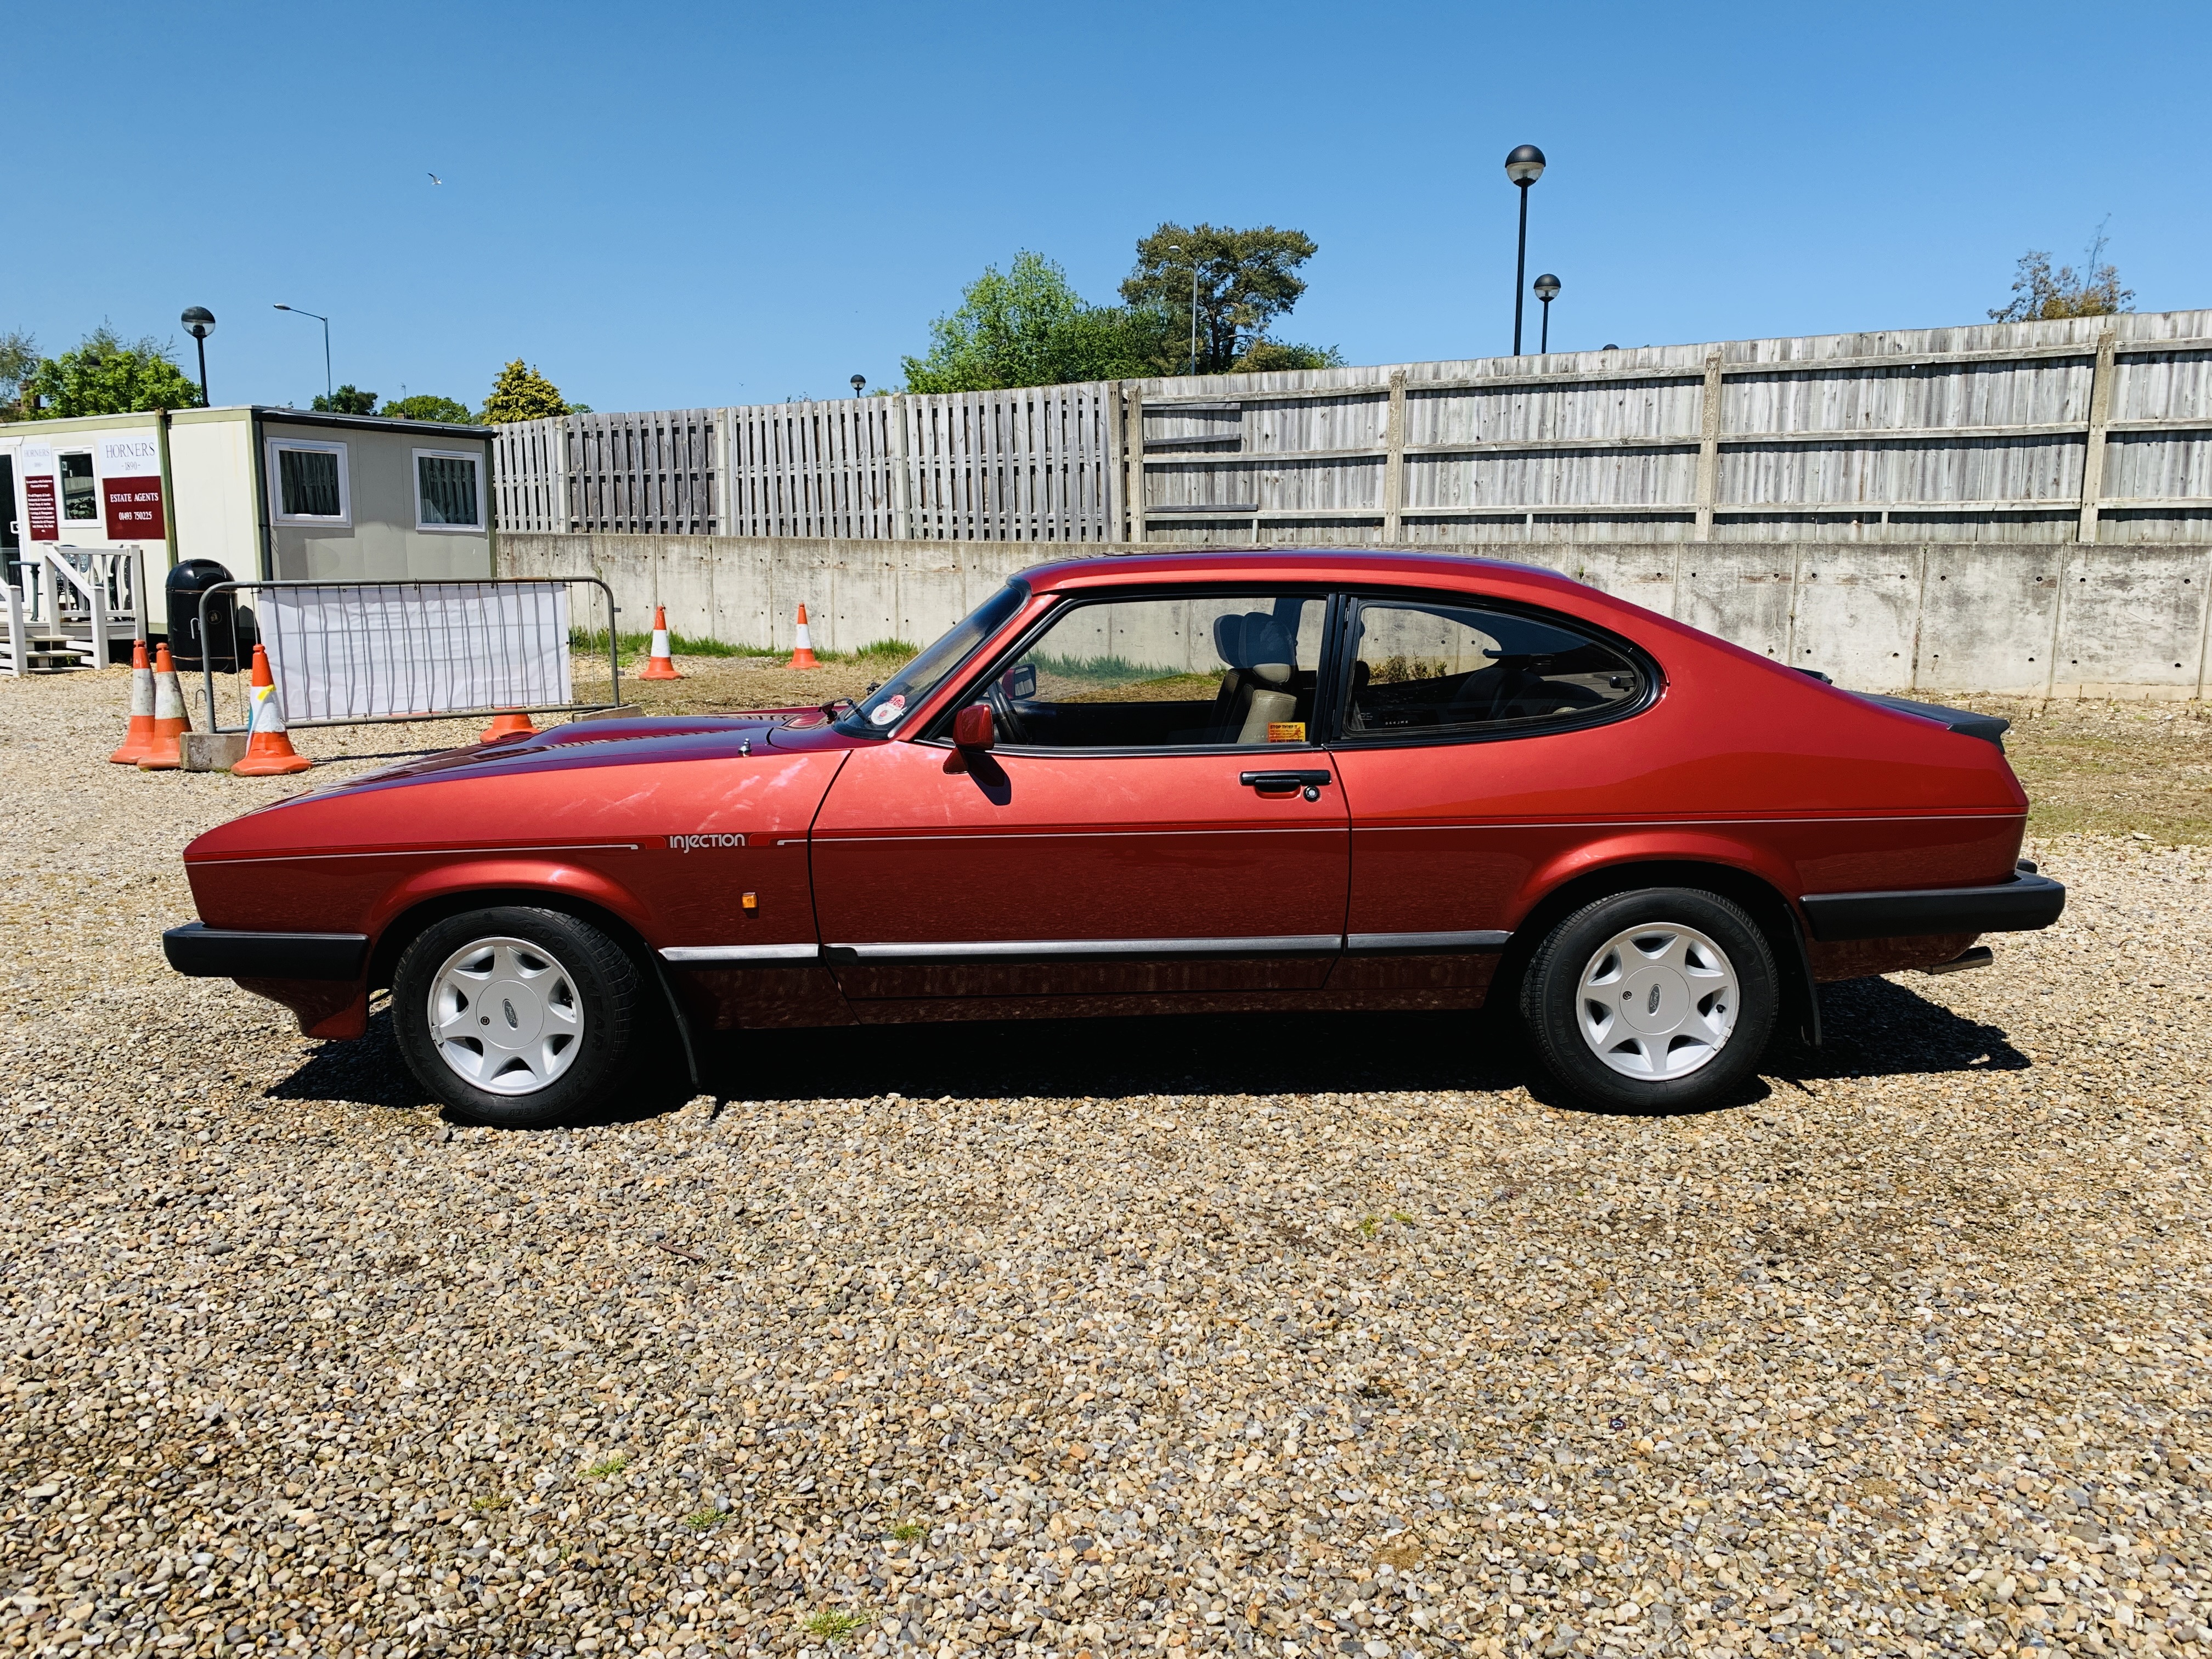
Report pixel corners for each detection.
[164,550,2063,1125]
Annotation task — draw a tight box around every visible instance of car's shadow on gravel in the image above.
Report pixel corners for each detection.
[264,977,2029,1127]
[698,1008,1533,1104]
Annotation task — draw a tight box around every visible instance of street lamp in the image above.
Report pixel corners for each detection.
[180,307,216,407]
[1168,242,1199,377]
[850,374,866,397]
[1504,144,1547,356]
[273,304,332,403]
[1533,274,1561,353]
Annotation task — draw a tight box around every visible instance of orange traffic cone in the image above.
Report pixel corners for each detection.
[481,710,538,742]
[136,644,194,771]
[232,644,313,776]
[786,603,819,670]
[109,639,157,763]
[639,605,681,681]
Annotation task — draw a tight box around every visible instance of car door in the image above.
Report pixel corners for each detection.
[1327,591,1655,995]
[811,589,1350,1005]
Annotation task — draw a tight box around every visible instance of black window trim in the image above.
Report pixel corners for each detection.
[1327,587,1664,749]
[920,583,1350,759]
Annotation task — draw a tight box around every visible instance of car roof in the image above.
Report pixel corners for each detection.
[1013,547,1588,600]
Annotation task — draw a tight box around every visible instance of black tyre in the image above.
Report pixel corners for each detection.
[391,906,641,1127]
[1517,887,1778,1113]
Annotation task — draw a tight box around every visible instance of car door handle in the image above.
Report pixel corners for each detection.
[1240,770,1333,790]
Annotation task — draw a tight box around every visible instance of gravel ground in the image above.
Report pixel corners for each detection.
[2,668,2208,1659]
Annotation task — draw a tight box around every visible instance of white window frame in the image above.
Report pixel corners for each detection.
[411,446,485,533]
[267,438,352,528]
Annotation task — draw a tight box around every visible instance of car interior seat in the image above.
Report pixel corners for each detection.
[1210,614,1299,743]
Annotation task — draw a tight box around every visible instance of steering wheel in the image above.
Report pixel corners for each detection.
[985,673,1029,744]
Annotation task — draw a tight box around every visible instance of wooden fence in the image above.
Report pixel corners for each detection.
[494,308,2212,545]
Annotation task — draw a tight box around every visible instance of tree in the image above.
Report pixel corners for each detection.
[1990,229,2134,322]
[1121,223,1319,375]
[17,325,201,419]
[481,360,572,423]
[313,384,379,415]
[1232,340,1345,373]
[901,252,1176,392]
[380,393,476,424]
[0,330,37,420]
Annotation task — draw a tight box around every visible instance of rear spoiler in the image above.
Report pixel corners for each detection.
[1793,669,2010,748]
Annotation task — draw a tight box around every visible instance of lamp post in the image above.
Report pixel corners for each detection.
[1533,274,1560,354]
[179,307,216,406]
[850,374,866,397]
[273,304,332,403]
[1168,242,1199,376]
[1504,144,1547,355]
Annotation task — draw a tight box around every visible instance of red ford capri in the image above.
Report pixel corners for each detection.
[163,550,2063,1124]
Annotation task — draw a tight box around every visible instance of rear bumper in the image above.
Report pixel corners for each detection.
[163,923,369,981]
[1798,872,2065,943]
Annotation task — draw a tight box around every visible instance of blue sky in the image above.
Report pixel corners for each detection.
[14,0,2209,415]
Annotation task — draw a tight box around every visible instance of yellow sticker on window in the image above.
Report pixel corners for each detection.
[1267,721,1307,743]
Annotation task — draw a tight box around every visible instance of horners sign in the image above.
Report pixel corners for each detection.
[96,431,166,540]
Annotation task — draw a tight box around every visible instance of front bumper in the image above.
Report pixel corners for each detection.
[1798,871,2066,943]
[163,923,369,981]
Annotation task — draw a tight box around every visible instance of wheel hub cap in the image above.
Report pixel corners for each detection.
[1576,922,1739,1081]
[427,936,584,1096]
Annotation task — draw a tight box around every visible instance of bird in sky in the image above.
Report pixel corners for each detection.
[427,172,443,185]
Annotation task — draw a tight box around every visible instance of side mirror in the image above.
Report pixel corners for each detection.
[952,703,995,750]
[1005,662,1037,700]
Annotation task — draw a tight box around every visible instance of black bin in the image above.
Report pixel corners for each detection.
[166,560,245,673]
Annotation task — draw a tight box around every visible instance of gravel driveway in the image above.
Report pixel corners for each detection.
[2,669,2207,1659]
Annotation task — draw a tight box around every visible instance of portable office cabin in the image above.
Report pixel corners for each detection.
[0,405,495,595]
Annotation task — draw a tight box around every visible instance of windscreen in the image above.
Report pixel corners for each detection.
[834,580,1030,736]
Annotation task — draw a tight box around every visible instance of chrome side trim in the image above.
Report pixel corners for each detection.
[826,934,1343,964]
[660,943,821,964]
[1345,929,1511,955]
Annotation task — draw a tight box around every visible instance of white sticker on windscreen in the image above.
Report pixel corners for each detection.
[868,693,906,726]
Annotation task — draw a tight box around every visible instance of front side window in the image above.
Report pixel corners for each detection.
[271,441,349,524]
[1344,597,1647,740]
[975,592,1327,750]
[59,452,96,521]
[415,450,482,529]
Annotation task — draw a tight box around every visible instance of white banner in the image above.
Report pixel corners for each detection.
[259,582,573,722]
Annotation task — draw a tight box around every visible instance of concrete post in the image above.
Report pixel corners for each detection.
[2077,329,2117,546]
[1102,381,1126,548]
[1694,353,1724,542]
[1124,387,1147,543]
[1381,370,1408,543]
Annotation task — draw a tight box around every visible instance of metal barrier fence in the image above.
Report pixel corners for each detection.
[195,577,623,733]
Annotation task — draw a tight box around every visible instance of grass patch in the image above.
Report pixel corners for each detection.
[684,1507,731,1531]
[470,1494,510,1514]
[889,1520,929,1543]
[1357,1216,1381,1240]
[1949,696,2212,844]
[1390,1210,1416,1226]
[799,1607,872,1644]
[585,1453,628,1479]
[597,631,921,668]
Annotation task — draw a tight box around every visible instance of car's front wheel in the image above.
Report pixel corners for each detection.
[1518,887,1778,1112]
[391,906,641,1127]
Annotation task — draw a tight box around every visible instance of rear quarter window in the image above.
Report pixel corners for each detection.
[1343,596,1651,741]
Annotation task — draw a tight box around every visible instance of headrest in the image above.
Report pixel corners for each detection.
[1244,618,1293,671]
[1212,613,1246,668]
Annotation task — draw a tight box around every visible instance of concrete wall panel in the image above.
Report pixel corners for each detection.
[2046,545,2209,697]
[1914,548,2059,695]
[497,533,2212,699]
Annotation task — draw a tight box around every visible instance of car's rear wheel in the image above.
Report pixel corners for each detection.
[1518,887,1777,1112]
[392,906,640,1127]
